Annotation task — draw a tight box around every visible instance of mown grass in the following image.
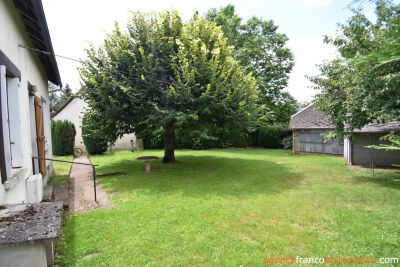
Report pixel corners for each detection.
[50,155,73,187]
[56,149,400,266]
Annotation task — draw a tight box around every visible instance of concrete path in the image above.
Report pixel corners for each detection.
[68,157,112,213]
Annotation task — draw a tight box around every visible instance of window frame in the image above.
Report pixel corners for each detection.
[0,50,21,183]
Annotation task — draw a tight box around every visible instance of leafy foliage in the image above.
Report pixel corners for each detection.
[82,113,109,155]
[51,120,76,156]
[369,133,400,151]
[206,5,298,125]
[311,0,400,133]
[250,124,290,148]
[281,136,293,149]
[79,11,258,161]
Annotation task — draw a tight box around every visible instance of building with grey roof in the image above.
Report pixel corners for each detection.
[289,104,343,155]
[289,104,400,167]
[344,122,400,167]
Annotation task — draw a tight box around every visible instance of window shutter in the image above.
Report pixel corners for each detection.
[0,65,12,183]
[7,77,24,168]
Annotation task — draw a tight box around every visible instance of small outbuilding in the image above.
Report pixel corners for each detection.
[344,122,400,167]
[289,104,400,167]
[289,104,343,155]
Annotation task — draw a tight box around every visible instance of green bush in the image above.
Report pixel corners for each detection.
[51,120,76,156]
[191,131,219,150]
[250,124,289,148]
[224,128,251,148]
[258,125,281,148]
[174,126,251,150]
[281,136,293,149]
[82,113,108,155]
[140,128,164,149]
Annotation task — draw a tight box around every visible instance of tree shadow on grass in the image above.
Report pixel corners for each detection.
[94,154,304,198]
[353,170,400,191]
[56,151,304,266]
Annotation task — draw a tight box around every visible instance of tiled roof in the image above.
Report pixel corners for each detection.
[354,121,400,133]
[289,103,336,129]
[13,0,62,86]
[289,103,400,132]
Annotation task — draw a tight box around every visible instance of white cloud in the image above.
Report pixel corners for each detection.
[285,36,337,101]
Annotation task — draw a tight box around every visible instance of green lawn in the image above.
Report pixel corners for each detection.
[56,149,400,266]
[50,155,73,187]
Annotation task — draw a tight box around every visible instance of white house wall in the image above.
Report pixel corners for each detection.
[0,1,53,204]
[53,98,87,149]
[111,133,137,150]
[53,98,137,151]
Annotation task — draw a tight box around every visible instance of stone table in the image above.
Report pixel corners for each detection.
[0,202,63,267]
[137,156,159,173]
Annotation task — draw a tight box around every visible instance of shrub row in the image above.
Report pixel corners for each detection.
[51,120,76,156]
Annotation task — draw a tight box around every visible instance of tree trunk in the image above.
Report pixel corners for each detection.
[163,123,175,163]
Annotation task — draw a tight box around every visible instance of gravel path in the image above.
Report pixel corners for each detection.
[68,157,112,213]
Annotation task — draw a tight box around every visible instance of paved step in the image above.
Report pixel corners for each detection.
[53,185,69,210]
[42,185,53,202]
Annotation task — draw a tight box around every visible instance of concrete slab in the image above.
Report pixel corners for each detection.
[0,202,63,247]
[42,185,53,202]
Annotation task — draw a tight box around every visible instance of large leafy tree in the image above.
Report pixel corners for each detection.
[79,11,257,162]
[206,5,297,125]
[311,0,400,134]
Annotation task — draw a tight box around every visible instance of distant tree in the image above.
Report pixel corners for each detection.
[81,113,109,155]
[79,11,257,162]
[49,83,74,117]
[310,0,400,148]
[206,5,297,125]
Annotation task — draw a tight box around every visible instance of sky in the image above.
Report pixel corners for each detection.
[41,0,375,102]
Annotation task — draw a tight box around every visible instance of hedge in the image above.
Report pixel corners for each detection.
[51,120,76,156]
[249,124,291,149]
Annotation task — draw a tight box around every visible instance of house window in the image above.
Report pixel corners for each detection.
[0,65,12,183]
[0,51,23,183]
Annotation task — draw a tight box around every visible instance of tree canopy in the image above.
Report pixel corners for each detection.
[311,0,400,133]
[79,11,257,162]
[206,5,297,125]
